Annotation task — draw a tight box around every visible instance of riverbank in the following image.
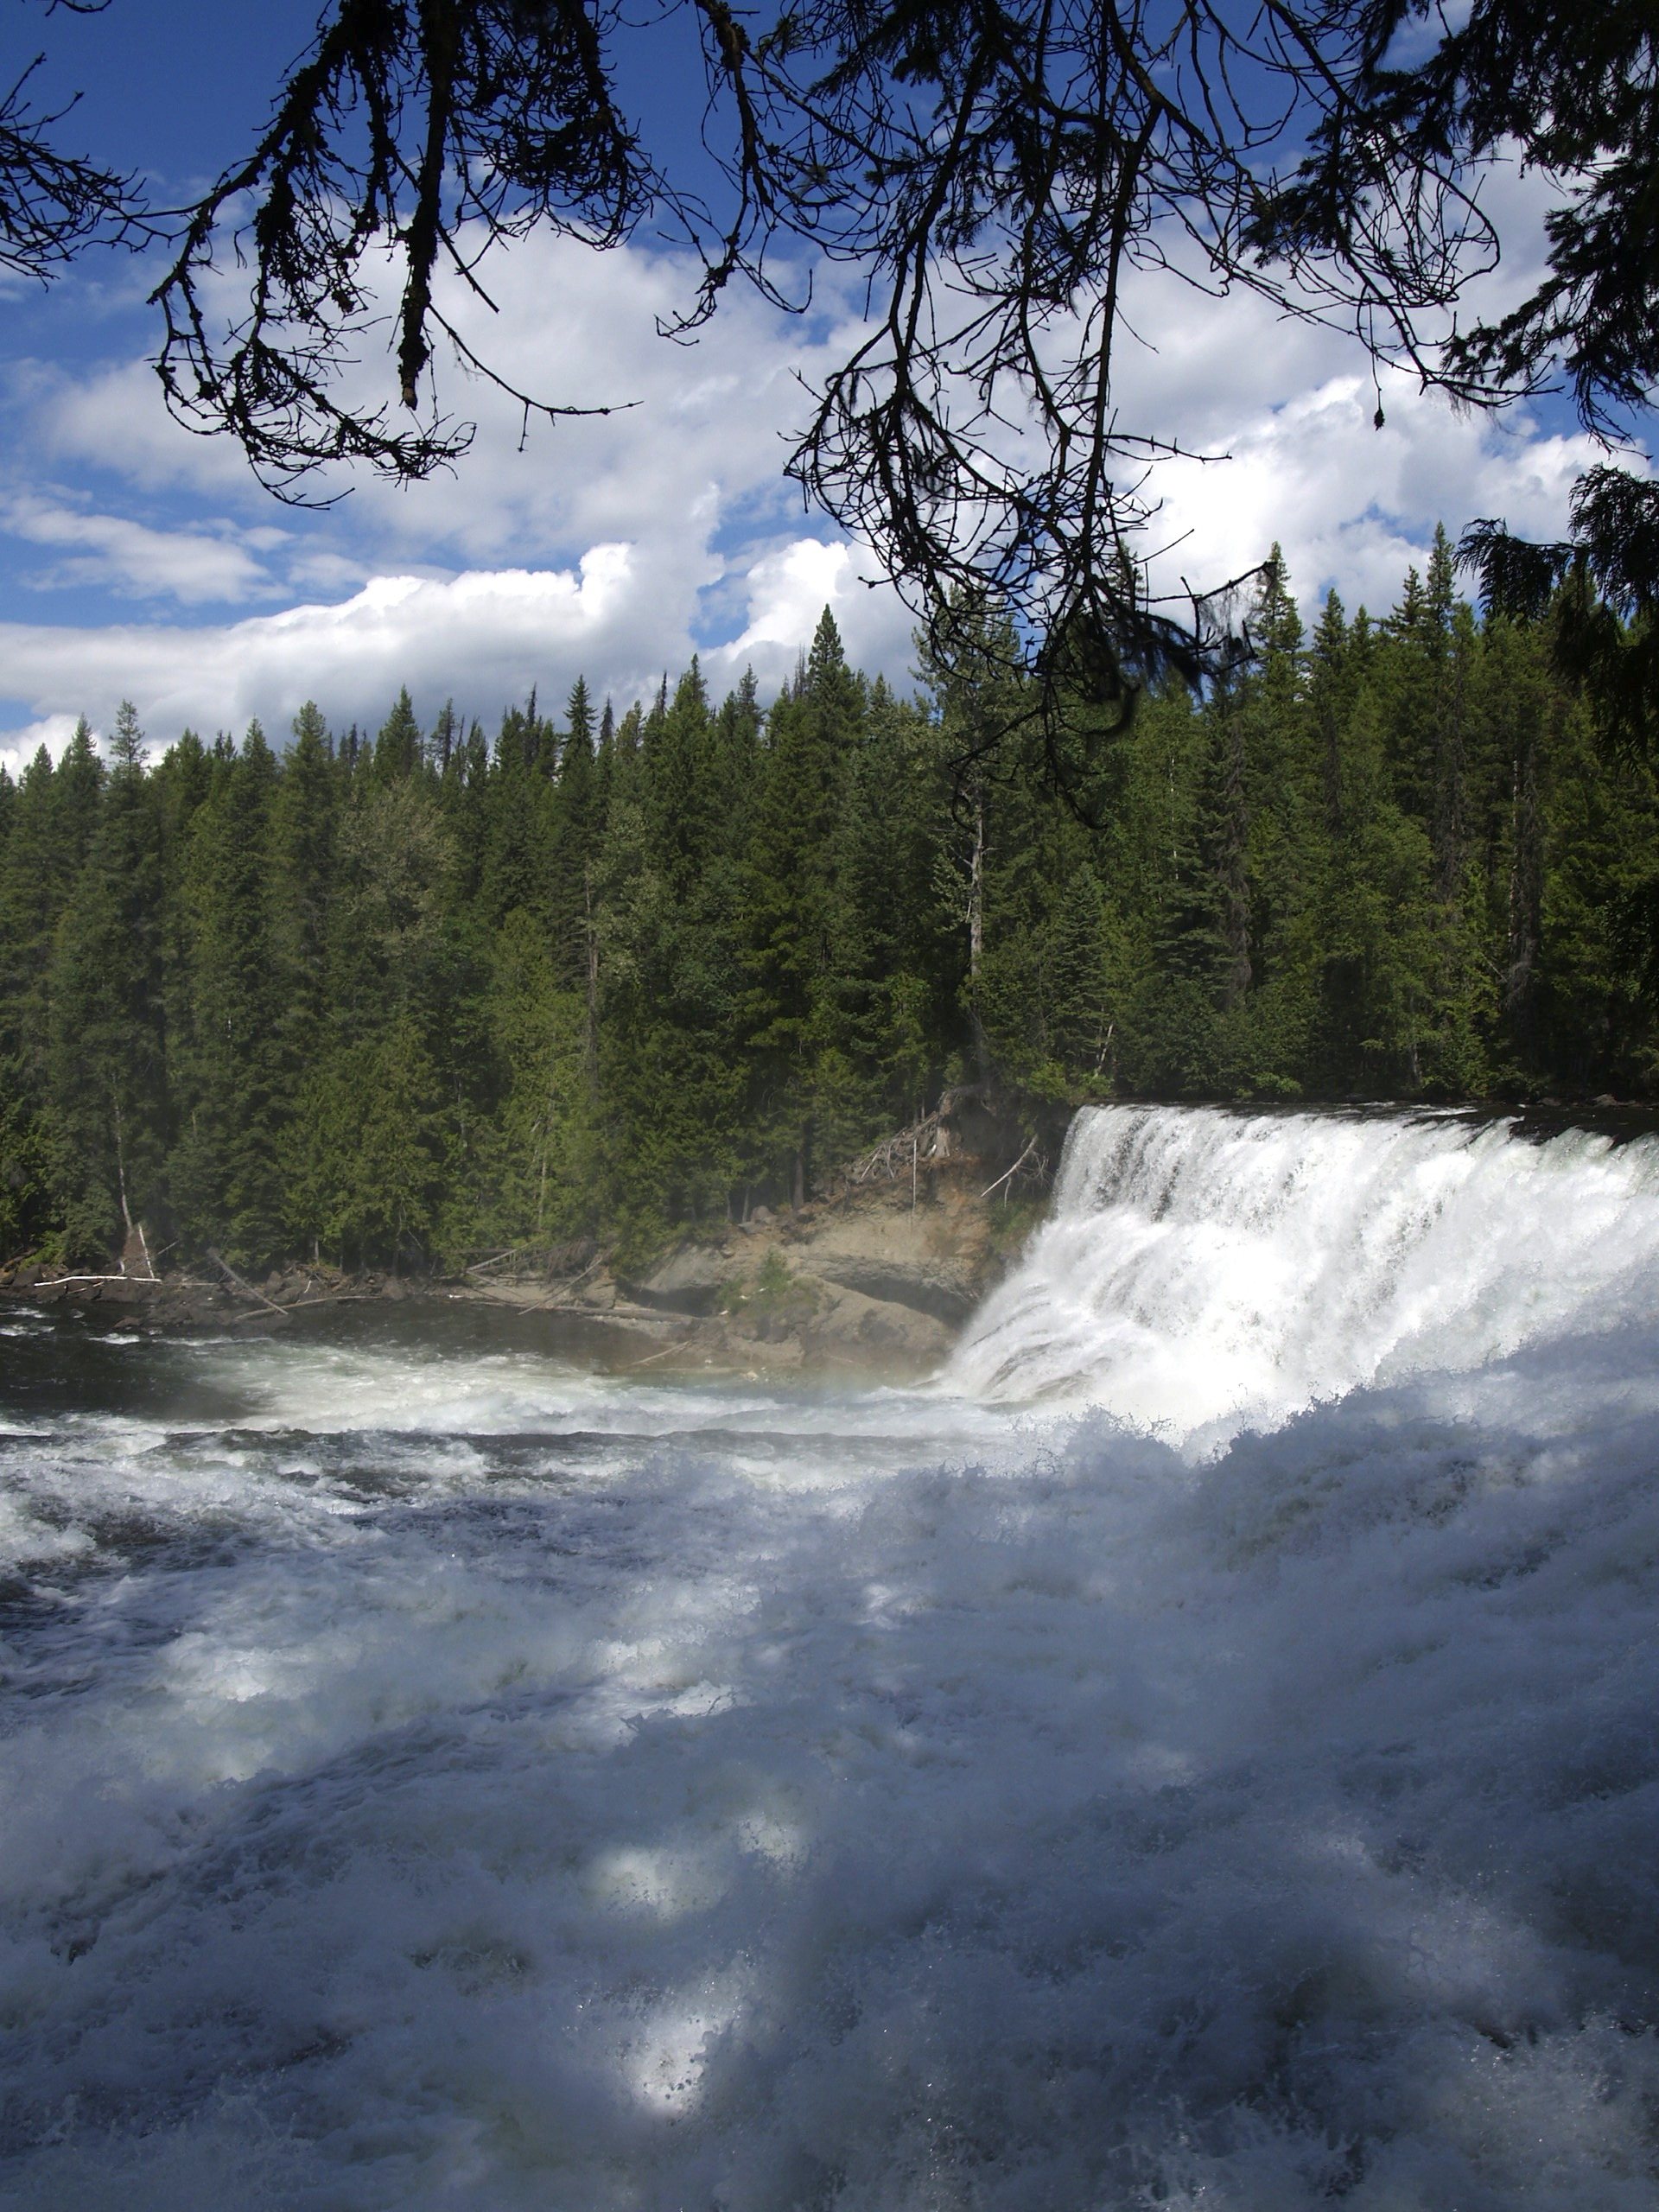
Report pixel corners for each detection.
[471,1161,1045,1377]
[0,1103,1052,1378]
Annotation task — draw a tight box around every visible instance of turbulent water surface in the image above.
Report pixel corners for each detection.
[3,1104,1658,2209]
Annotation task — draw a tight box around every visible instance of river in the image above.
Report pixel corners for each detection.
[2,1104,1656,2209]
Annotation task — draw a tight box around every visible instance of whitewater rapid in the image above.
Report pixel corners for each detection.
[952,1103,1659,1446]
[2,1107,1657,2209]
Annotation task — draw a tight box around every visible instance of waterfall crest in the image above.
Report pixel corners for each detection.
[950,1104,1659,1440]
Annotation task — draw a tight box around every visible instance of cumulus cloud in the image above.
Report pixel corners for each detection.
[0,710,82,779]
[0,553,643,749]
[0,490,284,604]
[0,162,1622,750]
[0,237,915,739]
[0,534,924,754]
[715,537,917,683]
[1139,364,1607,624]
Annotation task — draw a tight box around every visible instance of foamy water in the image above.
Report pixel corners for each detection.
[952,1103,1659,1446]
[2,1108,1657,2209]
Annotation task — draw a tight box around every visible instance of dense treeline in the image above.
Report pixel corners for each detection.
[3,534,1656,1271]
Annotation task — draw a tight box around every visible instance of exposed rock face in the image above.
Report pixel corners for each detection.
[581,1161,1039,1378]
[448,1134,1044,1378]
[620,1247,731,1315]
[806,1259,974,1323]
[786,1194,993,1319]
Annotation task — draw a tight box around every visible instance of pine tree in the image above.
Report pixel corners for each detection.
[746,608,866,1198]
[550,676,603,1061]
[47,703,168,1261]
[372,687,424,783]
[0,731,114,1254]
[172,721,285,1263]
[271,702,340,1110]
[478,700,556,928]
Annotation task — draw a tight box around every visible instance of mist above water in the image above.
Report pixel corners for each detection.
[2,1107,1656,2209]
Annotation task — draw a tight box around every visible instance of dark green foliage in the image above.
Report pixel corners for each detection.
[47,705,169,1260]
[2,559,1656,1271]
[171,723,287,1264]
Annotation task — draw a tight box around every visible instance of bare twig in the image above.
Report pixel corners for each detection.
[981,1134,1039,1202]
[205,1248,287,1314]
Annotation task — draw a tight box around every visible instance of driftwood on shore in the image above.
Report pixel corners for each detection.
[844,1110,949,1188]
[0,1249,379,1332]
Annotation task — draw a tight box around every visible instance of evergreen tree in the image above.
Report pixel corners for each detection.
[372,687,424,784]
[46,703,168,1261]
[0,541,1653,1272]
[172,721,285,1263]
[746,609,865,1198]
[271,702,340,1100]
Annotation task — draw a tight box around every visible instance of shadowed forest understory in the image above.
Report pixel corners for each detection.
[4,533,1657,1273]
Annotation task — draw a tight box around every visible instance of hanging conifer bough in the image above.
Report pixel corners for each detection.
[0,3,144,283]
[16,3,1650,738]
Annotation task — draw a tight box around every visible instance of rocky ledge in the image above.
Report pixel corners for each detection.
[467,1166,1042,1379]
[461,1090,1058,1378]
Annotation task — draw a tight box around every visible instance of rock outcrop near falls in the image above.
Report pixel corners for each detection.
[470,1088,1058,1377]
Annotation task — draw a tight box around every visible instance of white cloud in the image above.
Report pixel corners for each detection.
[1141,365,1608,622]
[1096,155,1609,621]
[0,158,1626,745]
[0,238,911,733]
[0,234,931,738]
[0,711,82,779]
[711,534,920,689]
[0,553,654,745]
[0,532,924,753]
[32,236,846,579]
[0,490,282,603]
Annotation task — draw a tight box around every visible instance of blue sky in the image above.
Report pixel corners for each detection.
[0,1,1616,767]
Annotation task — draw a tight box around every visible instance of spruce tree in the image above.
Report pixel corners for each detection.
[47,703,168,1261]
[172,721,285,1264]
[746,609,866,1198]
[372,687,424,784]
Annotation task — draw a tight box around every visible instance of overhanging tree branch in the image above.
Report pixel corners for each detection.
[24,0,1649,730]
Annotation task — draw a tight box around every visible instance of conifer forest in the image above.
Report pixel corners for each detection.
[3,533,1656,1274]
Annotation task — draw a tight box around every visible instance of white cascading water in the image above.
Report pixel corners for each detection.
[3,1104,1659,2210]
[951,1103,1659,1444]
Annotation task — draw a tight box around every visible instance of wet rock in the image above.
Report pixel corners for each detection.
[804,1254,978,1325]
[623,1246,729,1315]
[805,1282,952,1365]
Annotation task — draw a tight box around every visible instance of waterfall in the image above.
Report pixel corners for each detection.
[950,1103,1659,1442]
[5,1113,1659,2206]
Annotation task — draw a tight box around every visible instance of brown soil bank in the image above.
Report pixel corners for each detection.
[0,1089,1058,1381]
